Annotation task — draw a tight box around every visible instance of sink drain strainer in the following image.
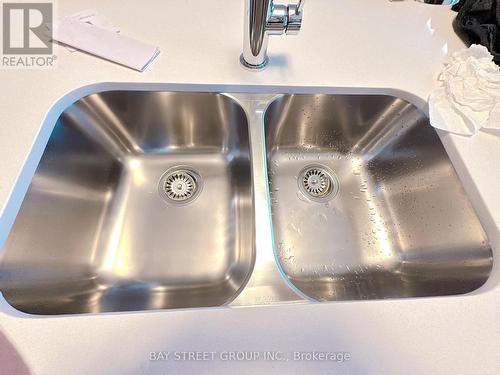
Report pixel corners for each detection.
[298,165,339,202]
[158,167,202,205]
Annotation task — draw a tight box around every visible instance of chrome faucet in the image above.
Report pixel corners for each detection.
[240,0,305,69]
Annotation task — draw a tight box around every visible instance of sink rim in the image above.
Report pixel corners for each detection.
[0,85,495,318]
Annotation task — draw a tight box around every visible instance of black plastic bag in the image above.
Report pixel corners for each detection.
[452,0,500,65]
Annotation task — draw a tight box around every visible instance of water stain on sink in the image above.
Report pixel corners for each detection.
[265,94,493,302]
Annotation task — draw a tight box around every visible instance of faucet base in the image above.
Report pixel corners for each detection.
[240,54,269,70]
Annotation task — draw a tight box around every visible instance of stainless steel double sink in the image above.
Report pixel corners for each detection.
[0,90,493,315]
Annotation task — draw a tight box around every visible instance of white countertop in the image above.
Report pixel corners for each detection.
[0,0,499,374]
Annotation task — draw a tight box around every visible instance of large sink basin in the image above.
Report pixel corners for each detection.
[0,91,254,314]
[265,94,493,301]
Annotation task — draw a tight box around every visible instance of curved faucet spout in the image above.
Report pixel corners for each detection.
[240,0,305,69]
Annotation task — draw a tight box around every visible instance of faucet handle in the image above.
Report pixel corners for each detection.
[286,0,304,35]
[297,0,305,14]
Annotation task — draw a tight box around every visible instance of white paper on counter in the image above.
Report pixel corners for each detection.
[63,9,120,52]
[52,18,160,72]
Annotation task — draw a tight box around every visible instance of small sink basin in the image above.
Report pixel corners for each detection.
[265,94,493,301]
[0,91,254,314]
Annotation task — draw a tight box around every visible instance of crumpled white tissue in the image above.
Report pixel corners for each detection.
[429,44,500,136]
